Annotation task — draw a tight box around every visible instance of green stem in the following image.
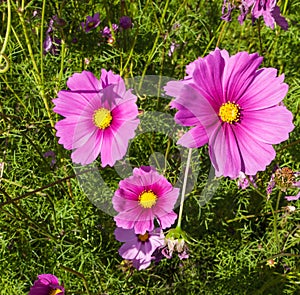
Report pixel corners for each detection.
[176,148,192,229]
[273,190,282,249]
[60,265,91,295]
[40,0,46,86]
[216,21,227,48]
[139,0,170,89]
[0,0,11,73]
[14,2,54,127]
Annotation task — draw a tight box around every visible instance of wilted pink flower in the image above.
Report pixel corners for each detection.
[28,274,64,295]
[113,166,179,234]
[266,167,300,201]
[164,48,294,178]
[114,227,164,270]
[81,13,101,33]
[237,172,256,189]
[286,191,300,201]
[53,70,139,166]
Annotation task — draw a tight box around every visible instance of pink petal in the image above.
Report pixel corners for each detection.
[234,124,276,176]
[209,124,243,178]
[241,106,294,144]
[53,91,91,116]
[223,51,263,102]
[71,129,103,165]
[114,227,136,242]
[177,125,209,148]
[66,71,101,101]
[238,68,288,110]
[55,117,96,150]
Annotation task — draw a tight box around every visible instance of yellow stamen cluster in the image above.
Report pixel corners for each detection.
[49,289,62,295]
[87,22,95,28]
[138,232,149,242]
[93,108,112,129]
[138,190,157,208]
[219,102,240,124]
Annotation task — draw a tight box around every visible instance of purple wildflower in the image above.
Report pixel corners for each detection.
[252,0,288,30]
[168,42,180,57]
[81,13,101,33]
[119,16,132,29]
[43,16,62,55]
[43,151,56,168]
[221,0,236,22]
[28,274,64,295]
[114,227,165,270]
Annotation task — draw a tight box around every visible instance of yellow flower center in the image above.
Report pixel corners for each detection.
[49,289,62,295]
[93,108,112,129]
[138,232,149,242]
[219,102,240,124]
[138,190,157,208]
[88,22,95,28]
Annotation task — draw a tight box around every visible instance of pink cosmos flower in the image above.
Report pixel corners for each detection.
[114,227,164,270]
[53,70,139,166]
[113,166,179,234]
[81,13,101,33]
[164,48,294,179]
[28,274,64,295]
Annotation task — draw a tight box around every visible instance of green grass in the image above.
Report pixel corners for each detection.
[0,0,300,294]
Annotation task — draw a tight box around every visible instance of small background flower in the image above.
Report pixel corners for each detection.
[114,227,164,270]
[29,274,64,295]
[81,13,101,33]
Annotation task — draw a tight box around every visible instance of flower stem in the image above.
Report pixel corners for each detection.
[176,148,192,229]
[0,0,11,73]
[273,190,282,250]
[60,265,91,295]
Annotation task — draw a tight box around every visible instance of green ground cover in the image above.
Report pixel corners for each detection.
[0,0,299,294]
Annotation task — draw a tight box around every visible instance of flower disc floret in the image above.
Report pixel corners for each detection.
[219,102,240,123]
[93,108,112,129]
[138,190,157,208]
[138,232,149,242]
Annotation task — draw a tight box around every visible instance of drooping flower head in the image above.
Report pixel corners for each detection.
[251,0,288,30]
[222,0,288,31]
[81,13,101,33]
[53,69,139,166]
[113,166,179,234]
[28,274,64,295]
[237,172,256,190]
[114,227,164,270]
[267,166,300,201]
[164,48,294,179]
